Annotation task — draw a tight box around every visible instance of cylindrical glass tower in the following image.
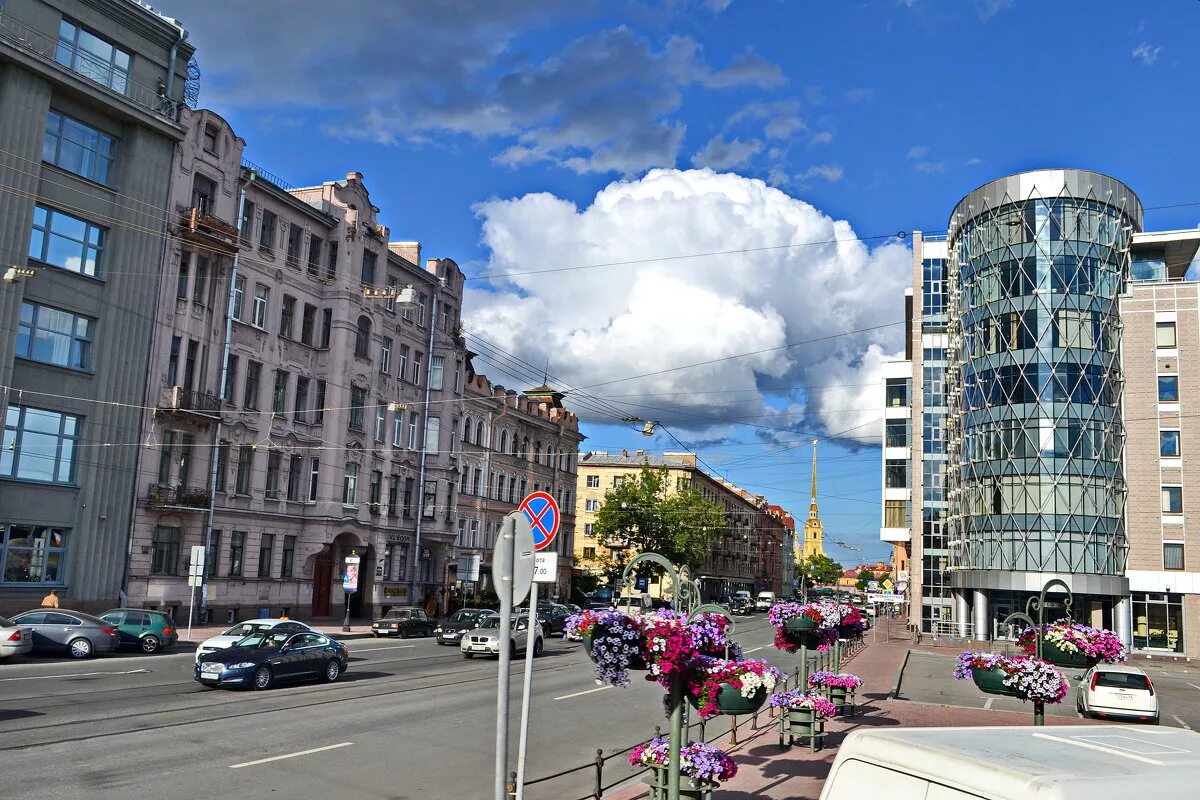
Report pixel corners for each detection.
[946,170,1140,618]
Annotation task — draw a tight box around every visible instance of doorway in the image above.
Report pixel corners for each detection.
[349,545,374,618]
[312,550,332,617]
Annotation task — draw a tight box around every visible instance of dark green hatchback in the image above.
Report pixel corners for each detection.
[99,608,178,654]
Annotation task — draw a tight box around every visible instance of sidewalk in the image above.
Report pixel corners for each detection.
[177,617,377,645]
[606,634,1097,800]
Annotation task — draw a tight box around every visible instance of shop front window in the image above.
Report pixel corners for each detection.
[1132,592,1184,653]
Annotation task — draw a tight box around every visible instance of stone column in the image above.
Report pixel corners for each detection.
[954,590,970,637]
[1114,595,1133,649]
[971,588,989,641]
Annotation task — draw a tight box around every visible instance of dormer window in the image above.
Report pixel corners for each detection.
[202,124,219,154]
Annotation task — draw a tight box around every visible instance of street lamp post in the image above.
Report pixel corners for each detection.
[998,577,1073,727]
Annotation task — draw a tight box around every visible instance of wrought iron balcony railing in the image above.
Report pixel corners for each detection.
[147,483,211,510]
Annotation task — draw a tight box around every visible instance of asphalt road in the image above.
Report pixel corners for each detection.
[897,650,1200,730]
[0,614,809,800]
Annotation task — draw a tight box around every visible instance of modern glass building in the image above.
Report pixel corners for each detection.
[945,169,1139,638]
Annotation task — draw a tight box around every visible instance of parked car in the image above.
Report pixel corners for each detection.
[435,608,495,646]
[372,606,437,638]
[195,619,315,663]
[1076,664,1159,724]
[537,604,572,635]
[195,630,348,690]
[727,594,754,616]
[460,614,543,659]
[615,594,653,616]
[99,608,177,654]
[9,609,120,659]
[0,615,32,660]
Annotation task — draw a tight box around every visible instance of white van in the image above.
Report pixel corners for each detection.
[820,726,1200,800]
[755,591,776,610]
[615,593,653,616]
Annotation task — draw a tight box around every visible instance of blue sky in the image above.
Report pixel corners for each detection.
[158,0,1200,564]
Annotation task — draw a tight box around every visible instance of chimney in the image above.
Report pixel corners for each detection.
[622,449,629,457]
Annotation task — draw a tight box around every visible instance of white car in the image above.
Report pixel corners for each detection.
[460,614,543,659]
[194,619,315,663]
[1076,664,1158,724]
[0,615,32,659]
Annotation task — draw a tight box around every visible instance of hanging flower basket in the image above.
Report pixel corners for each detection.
[955,652,1069,703]
[630,737,737,794]
[689,683,766,716]
[785,615,818,632]
[566,611,647,686]
[688,656,782,718]
[1016,620,1124,667]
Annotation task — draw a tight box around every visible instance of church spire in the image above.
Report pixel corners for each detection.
[802,439,825,558]
[808,439,819,518]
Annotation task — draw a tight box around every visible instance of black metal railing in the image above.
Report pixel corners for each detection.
[146,483,211,510]
[160,386,222,415]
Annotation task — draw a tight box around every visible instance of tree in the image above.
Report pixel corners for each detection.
[855,574,872,592]
[797,552,843,588]
[592,466,726,584]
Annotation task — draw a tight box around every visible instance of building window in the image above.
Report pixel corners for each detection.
[193,256,209,307]
[369,470,382,509]
[176,255,189,299]
[214,442,229,492]
[422,479,437,519]
[412,351,423,386]
[884,500,908,528]
[349,387,366,431]
[287,454,303,501]
[383,542,396,579]
[258,534,275,578]
[392,411,405,447]
[885,459,908,489]
[584,523,594,537]
[202,124,219,153]
[1161,430,1181,458]
[398,345,409,381]
[403,478,415,518]
[583,547,597,560]
[265,451,282,498]
[16,302,94,371]
[388,476,399,518]
[343,464,359,505]
[408,414,419,449]
[259,210,276,253]
[228,531,245,577]
[1162,486,1183,514]
[326,242,338,280]
[374,403,386,444]
[244,360,262,410]
[354,316,371,358]
[1157,321,1177,349]
[307,235,322,276]
[56,19,131,92]
[29,205,103,277]
[285,225,302,269]
[232,276,246,320]
[1131,592,1184,653]
[425,417,440,454]
[252,285,270,328]
[272,370,288,414]
[240,201,255,245]
[1,525,68,584]
[309,458,320,501]
[429,356,444,390]
[586,475,599,489]
[885,378,909,408]
[585,499,599,512]
[361,250,377,284]
[459,466,469,494]
[281,535,296,578]
[380,337,392,373]
[320,309,332,348]
[314,381,327,424]
[294,376,309,423]
[385,275,398,313]
[1159,376,1179,402]
[1164,542,1184,571]
[2,406,80,484]
[279,295,296,338]
[885,418,910,448]
[301,304,317,346]
[192,174,216,215]
[205,531,221,578]
[43,110,114,184]
[150,526,181,575]
[235,445,253,495]
[416,293,427,326]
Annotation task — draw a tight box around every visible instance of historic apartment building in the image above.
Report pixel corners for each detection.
[573,451,791,600]
[454,372,584,605]
[883,170,1200,659]
[124,99,470,622]
[0,0,197,614]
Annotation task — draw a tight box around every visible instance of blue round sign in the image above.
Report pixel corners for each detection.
[520,491,560,552]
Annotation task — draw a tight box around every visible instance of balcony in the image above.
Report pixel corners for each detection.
[147,483,211,511]
[880,527,911,544]
[180,207,239,252]
[158,386,222,421]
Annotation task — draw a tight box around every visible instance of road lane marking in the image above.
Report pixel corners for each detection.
[230,742,354,768]
[743,646,766,653]
[347,644,416,653]
[0,669,149,682]
[1172,715,1191,730]
[983,698,994,710]
[1187,683,1200,691]
[554,686,611,701]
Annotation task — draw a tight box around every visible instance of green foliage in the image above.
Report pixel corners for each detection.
[592,466,725,575]
[798,552,843,586]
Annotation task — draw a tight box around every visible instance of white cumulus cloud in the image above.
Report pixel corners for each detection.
[464,169,909,444]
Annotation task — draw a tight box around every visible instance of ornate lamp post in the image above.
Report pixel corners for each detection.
[998,577,1073,727]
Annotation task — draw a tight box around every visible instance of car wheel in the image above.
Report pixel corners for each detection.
[252,666,273,690]
[462,652,474,659]
[372,633,380,638]
[322,659,342,683]
[140,635,161,654]
[533,638,544,657]
[68,637,93,659]
[400,629,408,640]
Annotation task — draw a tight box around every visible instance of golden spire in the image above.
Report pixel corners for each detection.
[808,439,819,519]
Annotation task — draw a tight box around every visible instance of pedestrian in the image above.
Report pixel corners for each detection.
[40,589,60,609]
[425,595,438,618]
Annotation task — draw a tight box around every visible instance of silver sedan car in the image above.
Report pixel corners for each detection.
[0,615,33,659]
[9,609,120,659]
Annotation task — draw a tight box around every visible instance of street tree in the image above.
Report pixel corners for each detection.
[593,466,726,585]
[797,552,843,587]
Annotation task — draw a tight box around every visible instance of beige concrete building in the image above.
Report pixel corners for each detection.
[453,373,584,605]
[126,123,470,622]
[574,450,788,600]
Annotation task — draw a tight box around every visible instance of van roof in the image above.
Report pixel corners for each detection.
[828,726,1200,800]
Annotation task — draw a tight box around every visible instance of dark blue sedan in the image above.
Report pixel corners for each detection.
[194,630,348,690]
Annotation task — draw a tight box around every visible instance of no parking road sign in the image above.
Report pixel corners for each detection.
[520,491,560,552]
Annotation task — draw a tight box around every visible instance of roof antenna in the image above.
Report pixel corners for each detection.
[542,356,549,386]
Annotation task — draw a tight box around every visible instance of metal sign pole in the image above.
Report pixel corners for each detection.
[187,585,195,641]
[514,581,537,799]
[495,515,516,800]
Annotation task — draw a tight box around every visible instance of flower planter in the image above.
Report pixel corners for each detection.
[971,667,1021,697]
[583,627,647,670]
[826,685,849,711]
[690,684,766,716]
[1041,641,1095,669]
[642,767,714,800]
[785,615,818,633]
[780,707,825,752]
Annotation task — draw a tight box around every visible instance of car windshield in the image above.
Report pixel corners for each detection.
[385,609,409,619]
[222,622,273,637]
[1095,672,1151,691]
[233,632,291,650]
[449,610,480,623]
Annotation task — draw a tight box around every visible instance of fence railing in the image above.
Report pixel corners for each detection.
[524,634,866,800]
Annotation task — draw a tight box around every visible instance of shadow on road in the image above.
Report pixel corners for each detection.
[0,709,43,722]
